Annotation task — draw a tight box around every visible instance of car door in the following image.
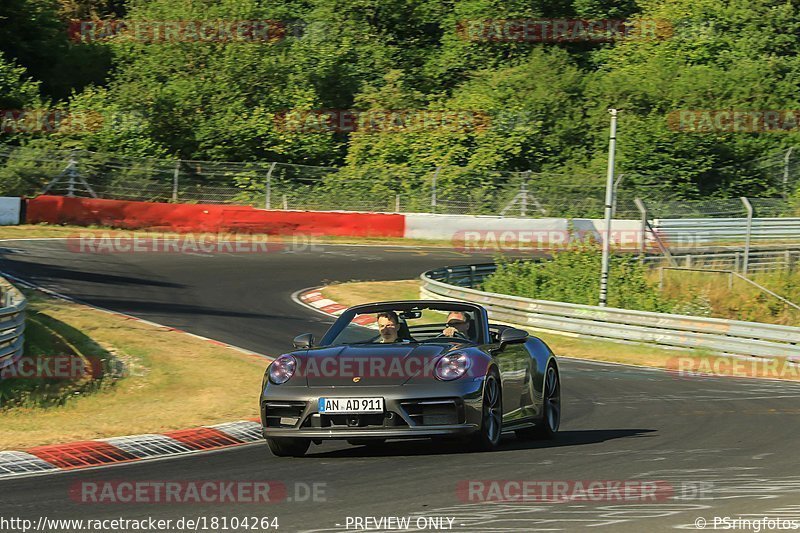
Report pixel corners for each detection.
[494,341,530,423]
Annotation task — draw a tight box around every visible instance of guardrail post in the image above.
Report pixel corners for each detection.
[469,265,477,288]
[741,197,754,277]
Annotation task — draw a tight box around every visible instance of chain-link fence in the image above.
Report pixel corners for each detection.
[1,143,610,217]
[2,142,798,219]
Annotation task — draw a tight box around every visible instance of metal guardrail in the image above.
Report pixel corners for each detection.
[0,276,26,370]
[655,218,800,244]
[421,264,800,358]
[644,249,800,273]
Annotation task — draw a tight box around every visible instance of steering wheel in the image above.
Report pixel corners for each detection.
[432,331,470,341]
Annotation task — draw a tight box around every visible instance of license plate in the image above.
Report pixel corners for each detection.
[318,397,384,414]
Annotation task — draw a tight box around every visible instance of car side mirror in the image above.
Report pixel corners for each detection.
[499,328,528,346]
[293,333,314,349]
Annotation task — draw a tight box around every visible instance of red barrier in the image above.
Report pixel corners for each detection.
[26,196,405,237]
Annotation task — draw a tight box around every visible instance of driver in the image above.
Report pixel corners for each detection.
[441,311,471,340]
[376,311,401,343]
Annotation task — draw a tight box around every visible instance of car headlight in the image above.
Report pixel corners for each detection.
[269,354,297,384]
[435,352,470,381]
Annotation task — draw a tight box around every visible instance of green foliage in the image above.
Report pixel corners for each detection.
[4,0,800,201]
[0,0,113,99]
[483,244,675,312]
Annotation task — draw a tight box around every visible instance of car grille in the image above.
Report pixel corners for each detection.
[400,399,463,426]
[262,401,306,428]
[302,411,409,429]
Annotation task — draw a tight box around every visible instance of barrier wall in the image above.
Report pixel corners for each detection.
[26,196,406,238]
[26,195,645,245]
[405,213,645,247]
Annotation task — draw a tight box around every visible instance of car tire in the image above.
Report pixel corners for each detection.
[266,437,310,457]
[517,363,560,441]
[346,439,386,447]
[467,370,502,451]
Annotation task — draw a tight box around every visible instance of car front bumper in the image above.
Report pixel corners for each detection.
[261,380,485,440]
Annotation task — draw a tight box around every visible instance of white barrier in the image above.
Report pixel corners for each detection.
[403,213,645,247]
[0,197,21,225]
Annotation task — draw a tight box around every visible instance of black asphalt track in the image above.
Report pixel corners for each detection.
[2,238,800,532]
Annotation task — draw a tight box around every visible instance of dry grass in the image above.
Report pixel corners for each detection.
[0,291,268,450]
[323,280,422,307]
[320,280,800,381]
[0,224,459,248]
[653,267,800,325]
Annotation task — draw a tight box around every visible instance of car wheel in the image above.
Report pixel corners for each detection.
[517,363,560,441]
[347,439,386,447]
[468,370,502,451]
[266,437,310,457]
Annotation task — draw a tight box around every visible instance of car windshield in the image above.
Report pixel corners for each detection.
[327,306,478,346]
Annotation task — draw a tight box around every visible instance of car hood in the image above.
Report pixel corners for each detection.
[297,343,459,386]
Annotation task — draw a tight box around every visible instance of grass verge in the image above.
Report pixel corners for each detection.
[319,280,800,381]
[0,223,459,248]
[0,290,267,450]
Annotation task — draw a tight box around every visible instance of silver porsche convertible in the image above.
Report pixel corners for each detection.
[260,300,560,456]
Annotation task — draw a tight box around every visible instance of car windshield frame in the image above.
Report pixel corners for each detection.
[318,301,489,347]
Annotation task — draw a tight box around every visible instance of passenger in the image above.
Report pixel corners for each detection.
[376,311,401,343]
[441,311,471,340]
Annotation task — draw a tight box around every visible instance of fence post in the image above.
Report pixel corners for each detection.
[734,251,741,273]
[67,155,76,197]
[611,173,625,218]
[282,194,288,210]
[172,161,180,202]
[659,267,664,290]
[784,147,794,200]
[634,197,648,258]
[741,197,753,277]
[521,171,531,217]
[265,162,276,209]
[395,194,401,213]
[431,167,440,213]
